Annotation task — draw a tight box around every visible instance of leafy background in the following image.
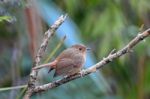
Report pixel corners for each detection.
[0,0,150,99]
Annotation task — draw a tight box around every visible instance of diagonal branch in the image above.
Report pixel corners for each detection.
[33,28,150,93]
[24,15,67,99]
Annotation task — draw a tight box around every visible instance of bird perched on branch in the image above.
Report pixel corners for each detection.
[32,44,90,77]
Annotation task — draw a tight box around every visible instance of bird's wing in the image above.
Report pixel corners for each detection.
[54,58,76,77]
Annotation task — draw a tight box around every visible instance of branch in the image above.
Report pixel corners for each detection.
[24,15,67,99]
[33,28,150,93]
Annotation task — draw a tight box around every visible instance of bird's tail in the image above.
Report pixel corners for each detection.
[48,67,54,73]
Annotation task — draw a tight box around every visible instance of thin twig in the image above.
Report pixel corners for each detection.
[44,35,66,63]
[16,87,27,99]
[0,85,27,92]
[33,28,150,93]
[24,14,67,99]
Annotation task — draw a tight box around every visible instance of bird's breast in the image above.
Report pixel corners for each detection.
[73,54,85,68]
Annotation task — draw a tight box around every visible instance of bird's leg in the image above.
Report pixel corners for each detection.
[79,69,86,77]
[73,69,85,77]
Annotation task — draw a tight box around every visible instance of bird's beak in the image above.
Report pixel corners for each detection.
[86,48,91,51]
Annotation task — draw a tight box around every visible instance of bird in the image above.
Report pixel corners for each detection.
[32,44,90,77]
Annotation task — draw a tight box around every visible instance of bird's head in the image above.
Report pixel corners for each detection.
[71,44,90,54]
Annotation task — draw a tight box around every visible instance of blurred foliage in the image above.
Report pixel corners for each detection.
[0,16,12,22]
[0,0,150,99]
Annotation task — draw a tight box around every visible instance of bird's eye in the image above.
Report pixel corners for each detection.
[79,48,82,51]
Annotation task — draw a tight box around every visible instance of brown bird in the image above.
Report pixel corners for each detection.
[32,44,89,77]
